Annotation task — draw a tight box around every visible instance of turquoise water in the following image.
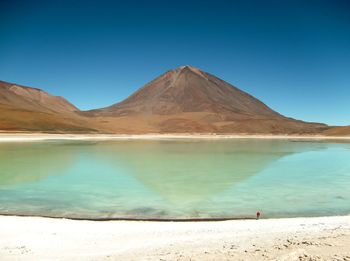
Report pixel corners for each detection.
[0,139,350,219]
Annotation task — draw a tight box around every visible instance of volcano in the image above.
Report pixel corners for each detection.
[89,66,279,117]
[85,66,328,134]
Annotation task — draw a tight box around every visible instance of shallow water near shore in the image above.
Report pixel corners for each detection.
[0,139,350,219]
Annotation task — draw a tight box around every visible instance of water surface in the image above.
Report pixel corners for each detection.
[0,139,349,219]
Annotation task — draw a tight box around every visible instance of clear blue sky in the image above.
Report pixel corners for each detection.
[0,0,349,126]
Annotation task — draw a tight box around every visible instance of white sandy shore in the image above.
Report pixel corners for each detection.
[0,133,349,142]
[0,215,349,260]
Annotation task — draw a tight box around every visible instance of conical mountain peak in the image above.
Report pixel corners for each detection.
[83,66,327,134]
[173,65,208,78]
[177,65,199,71]
[89,66,280,117]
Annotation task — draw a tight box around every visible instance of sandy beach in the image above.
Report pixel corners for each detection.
[0,215,349,260]
[0,133,349,142]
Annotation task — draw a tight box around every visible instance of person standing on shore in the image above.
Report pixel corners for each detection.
[256,211,261,220]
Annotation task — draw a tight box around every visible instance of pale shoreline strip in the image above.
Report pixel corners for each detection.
[0,133,349,142]
[0,215,349,260]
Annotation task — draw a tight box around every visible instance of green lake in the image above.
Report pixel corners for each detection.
[0,139,349,219]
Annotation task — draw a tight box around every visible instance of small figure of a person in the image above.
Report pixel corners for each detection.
[256,211,261,220]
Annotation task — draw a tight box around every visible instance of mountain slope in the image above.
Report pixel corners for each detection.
[323,126,350,136]
[0,81,78,114]
[86,66,328,134]
[0,81,96,132]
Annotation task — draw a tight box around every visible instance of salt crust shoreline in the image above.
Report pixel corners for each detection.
[0,133,349,142]
[0,215,349,260]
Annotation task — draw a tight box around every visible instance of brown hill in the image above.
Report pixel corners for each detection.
[0,81,97,132]
[0,81,78,113]
[323,126,350,136]
[85,66,329,134]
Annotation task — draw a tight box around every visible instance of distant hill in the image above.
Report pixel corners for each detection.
[0,80,78,113]
[323,126,350,136]
[0,81,96,132]
[1,66,347,135]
